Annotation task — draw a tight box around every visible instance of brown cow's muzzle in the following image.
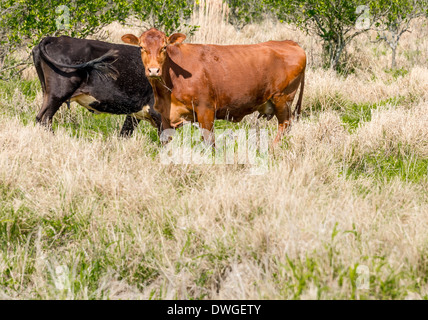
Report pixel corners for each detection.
[147,67,161,77]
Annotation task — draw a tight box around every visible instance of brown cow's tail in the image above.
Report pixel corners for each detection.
[293,70,305,121]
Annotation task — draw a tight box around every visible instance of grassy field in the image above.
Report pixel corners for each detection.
[0,5,428,299]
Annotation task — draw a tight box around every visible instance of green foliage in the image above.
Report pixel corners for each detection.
[372,0,427,28]
[265,0,373,71]
[131,0,196,35]
[226,0,428,71]
[0,0,130,49]
[372,0,428,68]
[225,0,269,30]
[0,0,196,49]
[0,0,196,78]
[0,0,131,79]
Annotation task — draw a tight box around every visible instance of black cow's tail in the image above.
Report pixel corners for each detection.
[32,44,47,95]
[38,37,119,80]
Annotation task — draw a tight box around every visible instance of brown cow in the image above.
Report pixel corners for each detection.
[122,28,306,145]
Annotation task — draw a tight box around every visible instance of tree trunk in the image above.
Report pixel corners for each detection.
[391,46,397,69]
[324,37,345,72]
[332,44,345,71]
[389,25,399,69]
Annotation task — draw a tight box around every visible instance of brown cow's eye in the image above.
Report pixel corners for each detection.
[140,47,146,52]
[161,46,167,52]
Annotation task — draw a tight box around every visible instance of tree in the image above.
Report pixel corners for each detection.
[0,0,196,79]
[266,0,377,71]
[0,0,131,78]
[373,0,428,69]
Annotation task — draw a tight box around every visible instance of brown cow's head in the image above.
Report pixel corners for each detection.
[121,28,186,78]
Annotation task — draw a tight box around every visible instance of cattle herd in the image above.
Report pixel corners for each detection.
[32,28,306,146]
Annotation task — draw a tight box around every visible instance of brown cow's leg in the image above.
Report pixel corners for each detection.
[272,92,297,146]
[196,107,215,146]
[159,114,174,145]
[160,114,172,130]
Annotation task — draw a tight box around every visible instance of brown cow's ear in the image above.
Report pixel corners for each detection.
[167,33,186,45]
[121,34,139,45]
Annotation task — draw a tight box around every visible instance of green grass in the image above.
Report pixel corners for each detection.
[340,96,406,131]
[344,145,428,184]
[0,183,35,247]
[0,79,418,143]
[0,78,40,102]
[271,227,428,300]
[1,70,427,299]
[384,67,409,80]
[53,111,125,140]
[304,92,411,132]
[0,79,160,142]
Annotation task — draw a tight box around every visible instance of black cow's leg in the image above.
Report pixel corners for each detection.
[120,115,140,137]
[35,66,81,131]
[36,95,64,130]
[150,109,163,136]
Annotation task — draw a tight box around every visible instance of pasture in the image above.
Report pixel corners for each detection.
[0,5,428,299]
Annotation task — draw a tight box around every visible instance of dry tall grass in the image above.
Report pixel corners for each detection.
[1,2,428,299]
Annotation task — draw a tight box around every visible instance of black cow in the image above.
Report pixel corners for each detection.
[32,36,161,136]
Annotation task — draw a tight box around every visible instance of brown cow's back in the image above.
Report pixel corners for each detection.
[165,40,306,122]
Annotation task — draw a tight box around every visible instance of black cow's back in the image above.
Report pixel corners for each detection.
[41,36,152,114]
[33,36,160,133]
